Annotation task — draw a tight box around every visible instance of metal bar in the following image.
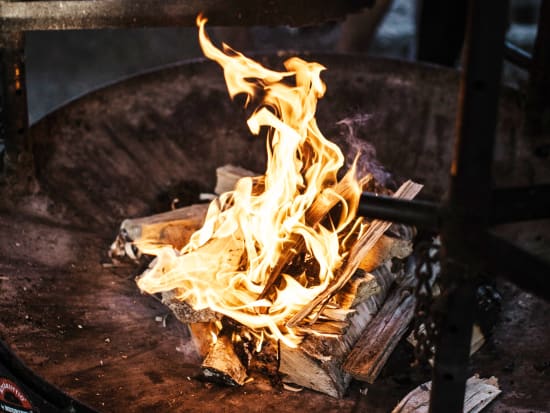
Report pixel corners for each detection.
[358,182,550,230]
[357,192,440,230]
[503,40,532,70]
[491,184,550,224]
[0,0,371,31]
[525,0,550,157]
[486,234,550,302]
[429,1,509,412]
[0,30,33,183]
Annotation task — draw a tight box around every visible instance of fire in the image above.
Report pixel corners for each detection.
[136,15,368,348]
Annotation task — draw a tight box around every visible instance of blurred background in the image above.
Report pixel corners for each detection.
[25,0,541,123]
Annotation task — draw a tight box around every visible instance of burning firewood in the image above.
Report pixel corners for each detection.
[286,180,422,328]
[202,334,248,386]
[278,261,398,397]
[162,290,221,323]
[215,164,257,195]
[111,15,428,399]
[109,203,209,261]
[109,165,256,262]
[391,375,501,413]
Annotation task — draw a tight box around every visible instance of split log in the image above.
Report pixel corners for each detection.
[214,164,257,195]
[202,334,248,386]
[279,260,399,398]
[391,375,501,413]
[286,180,423,328]
[109,163,256,261]
[188,322,216,359]
[162,290,221,323]
[109,203,209,260]
[331,269,379,310]
[342,270,416,383]
[332,235,412,310]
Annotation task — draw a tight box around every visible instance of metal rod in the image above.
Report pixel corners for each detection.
[525,0,550,157]
[429,0,509,412]
[0,0,371,31]
[357,183,550,229]
[357,193,440,230]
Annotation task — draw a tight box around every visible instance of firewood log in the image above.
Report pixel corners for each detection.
[202,335,248,386]
[188,322,216,359]
[279,260,399,398]
[391,375,501,413]
[331,235,412,310]
[286,180,422,328]
[109,163,256,261]
[109,203,209,260]
[342,270,416,383]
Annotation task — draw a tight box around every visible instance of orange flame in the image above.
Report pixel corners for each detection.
[137,15,366,348]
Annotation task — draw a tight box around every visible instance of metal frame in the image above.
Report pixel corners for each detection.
[361,2,550,411]
[1,0,549,412]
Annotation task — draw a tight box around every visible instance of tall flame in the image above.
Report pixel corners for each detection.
[137,15,366,347]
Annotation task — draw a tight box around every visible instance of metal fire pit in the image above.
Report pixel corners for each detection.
[1,54,549,412]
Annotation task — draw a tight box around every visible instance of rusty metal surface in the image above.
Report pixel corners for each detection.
[0,55,548,412]
[22,53,534,229]
[0,0,372,31]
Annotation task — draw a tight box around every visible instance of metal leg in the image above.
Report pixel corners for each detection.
[429,1,509,412]
[525,0,550,157]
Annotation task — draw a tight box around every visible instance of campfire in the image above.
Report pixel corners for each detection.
[2,0,548,410]
[103,15,509,409]
[111,14,426,397]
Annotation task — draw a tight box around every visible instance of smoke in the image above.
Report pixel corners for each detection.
[336,114,393,188]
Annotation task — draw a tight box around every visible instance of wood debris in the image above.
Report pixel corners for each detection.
[391,375,501,413]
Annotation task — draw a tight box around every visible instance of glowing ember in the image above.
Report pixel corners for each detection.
[136,15,370,348]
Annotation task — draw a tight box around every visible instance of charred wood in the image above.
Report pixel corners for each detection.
[162,290,221,323]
